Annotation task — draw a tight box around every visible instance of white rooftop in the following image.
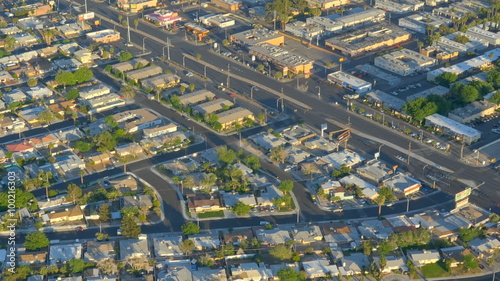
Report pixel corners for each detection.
[425,113,481,138]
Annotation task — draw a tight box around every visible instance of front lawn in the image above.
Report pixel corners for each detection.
[197,210,225,218]
[421,262,450,278]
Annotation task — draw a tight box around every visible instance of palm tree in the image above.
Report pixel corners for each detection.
[134,19,139,29]
[48,142,55,156]
[41,29,57,46]
[417,41,424,53]
[78,170,85,184]
[375,187,395,216]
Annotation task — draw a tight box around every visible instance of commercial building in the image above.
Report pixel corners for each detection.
[285,21,324,40]
[438,32,489,55]
[374,0,424,14]
[356,159,395,183]
[406,85,449,102]
[366,90,406,112]
[320,150,365,169]
[216,107,254,130]
[427,48,500,82]
[184,23,210,41]
[425,113,481,144]
[112,108,162,133]
[86,29,121,43]
[199,14,235,28]
[398,13,451,34]
[467,25,500,45]
[249,43,314,76]
[374,49,437,76]
[340,175,379,199]
[306,0,350,10]
[336,9,386,29]
[78,84,112,100]
[192,98,234,115]
[306,17,343,35]
[230,28,284,47]
[144,10,182,27]
[211,0,242,11]
[86,93,126,113]
[382,172,422,195]
[178,89,216,106]
[118,0,157,12]
[111,58,149,73]
[448,100,500,124]
[327,71,372,94]
[140,73,181,89]
[125,65,163,82]
[325,24,411,57]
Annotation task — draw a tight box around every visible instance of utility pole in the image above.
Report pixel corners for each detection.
[167,37,171,61]
[407,142,412,165]
[127,16,131,44]
[85,0,88,13]
[273,10,277,30]
[226,75,230,89]
[460,141,465,160]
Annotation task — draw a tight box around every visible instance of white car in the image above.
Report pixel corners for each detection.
[186,72,194,77]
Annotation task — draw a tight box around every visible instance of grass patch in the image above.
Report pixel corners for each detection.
[197,210,225,218]
[421,262,450,278]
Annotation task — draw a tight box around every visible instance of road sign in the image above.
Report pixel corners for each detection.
[252,55,256,62]
[339,57,345,62]
[78,12,95,21]
[337,129,351,141]
[283,67,289,74]
[321,123,327,131]
[455,188,471,202]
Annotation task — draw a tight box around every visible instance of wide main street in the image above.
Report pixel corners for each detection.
[26,0,499,239]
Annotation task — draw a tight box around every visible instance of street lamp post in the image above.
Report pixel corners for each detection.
[250,86,258,100]
[422,164,429,175]
[315,86,321,97]
[378,144,385,155]
[142,37,147,54]
[182,55,186,67]
[204,65,207,77]
[166,37,171,61]
[162,46,168,58]
[406,197,410,213]
[419,130,424,142]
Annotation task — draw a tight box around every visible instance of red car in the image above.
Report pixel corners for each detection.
[76,226,84,232]
[229,93,236,97]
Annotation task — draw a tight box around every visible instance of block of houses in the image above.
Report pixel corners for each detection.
[45,206,84,224]
[119,235,150,265]
[469,238,500,258]
[255,228,292,246]
[143,123,177,138]
[84,241,116,263]
[111,58,149,73]
[18,252,47,265]
[49,243,82,264]
[356,159,394,183]
[153,235,184,258]
[216,107,254,130]
[408,250,440,267]
[292,225,323,244]
[223,229,254,246]
[178,89,216,107]
[189,233,221,250]
[187,194,224,213]
[126,65,163,82]
[303,259,339,279]
[140,73,180,89]
[440,246,467,268]
[112,109,162,133]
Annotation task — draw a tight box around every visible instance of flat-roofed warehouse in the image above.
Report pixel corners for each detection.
[230,28,285,47]
[216,107,254,130]
[111,58,149,73]
[325,24,411,57]
[178,89,216,106]
[374,48,437,76]
[192,98,234,115]
[249,43,314,76]
[125,65,163,82]
[140,73,181,89]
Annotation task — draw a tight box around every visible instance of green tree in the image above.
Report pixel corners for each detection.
[222,39,229,46]
[362,240,373,256]
[38,110,55,124]
[99,204,111,222]
[189,83,196,92]
[24,232,49,250]
[133,18,139,29]
[454,34,470,43]
[460,85,480,103]
[181,221,200,235]
[119,51,133,62]
[66,88,80,99]
[403,98,438,121]
[121,216,140,238]
[67,258,85,273]
[216,146,236,165]
[270,146,288,163]
[490,91,500,105]
[427,94,453,115]
[55,71,77,87]
[96,232,110,241]
[74,141,93,152]
[4,35,16,50]
[269,244,293,260]
[278,180,294,194]
[93,131,117,152]
[73,67,93,83]
[435,72,457,87]
[274,71,283,79]
[244,154,261,171]
[458,227,485,242]
[121,85,136,99]
[27,78,38,87]
[462,254,479,271]
[487,70,500,88]
[375,187,395,216]
[232,201,252,215]
[104,115,118,128]
[308,7,322,17]
[67,183,82,204]
[180,239,195,255]
[196,53,202,60]
[3,265,31,281]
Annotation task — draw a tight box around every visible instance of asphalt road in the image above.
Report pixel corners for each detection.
[16,0,499,238]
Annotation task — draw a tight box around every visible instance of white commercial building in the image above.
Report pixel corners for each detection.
[374,48,437,76]
[425,113,481,144]
[199,14,235,28]
[374,0,424,14]
[328,71,372,94]
[285,21,324,40]
[398,13,451,34]
[466,25,500,45]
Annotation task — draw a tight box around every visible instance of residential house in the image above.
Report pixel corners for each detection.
[109,176,139,193]
[222,192,257,208]
[49,243,82,264]
[74,49,93,64]
[18,106,46,124]
[153,235,183,258]
[28,276,44,281]
[440,246,467,267]
[3,89,27,104]
[111,58,149,73]
[84,241,116,263]
[119,235,150,264]
[143,123,177,138]
[121,195,152,209]
[408,250,441,267]
[47,100,76,116]
[88,151,112,166]
[115,142,143,157]
[256,184,283,207]
[250,133,286,151]
[112,108,162,133]
[469,238,500,258]
[0,70,13,83]
[192,98,234,116]
[140,73,180,89]
[341,253,370,276]
[25,85,53,100]
[18,252,47,265]
[189,233,221,251]
[230,263,271,281]
[320,150,365,170]
[29,134,57,148]
[356,159,395,183]
[45,206,84,224]
[358,219,393,240]
[37,196,72,211]
[125,65,163,82]
[340,175,379,200]
[187,194,224,213]
[303,259,339,279]
[223,229,254,246]
[78,84,112,100]
[319,180,354,200]
[52,152,86,173]
[159,264,192,281]
[255,228,292,246]
[373,256,405,274]
[319,222,361,248]
[292,225,323,244]
[192,267,227,281]
[178,89,216,106]
[216,107,254,130]
[36,46,58,58]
